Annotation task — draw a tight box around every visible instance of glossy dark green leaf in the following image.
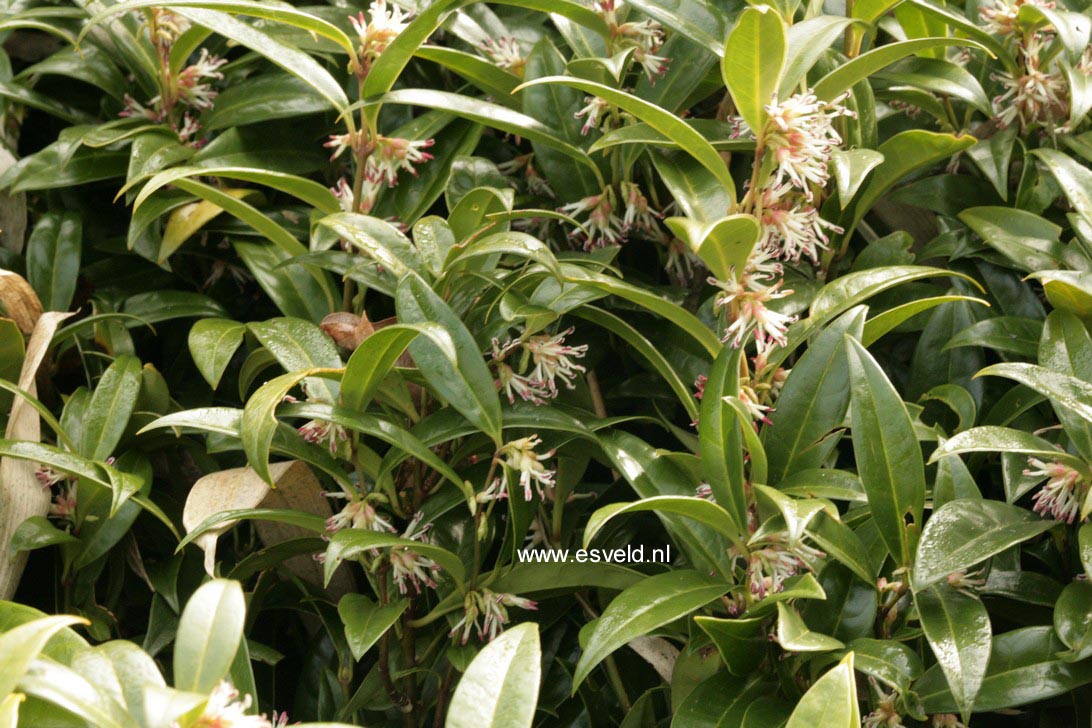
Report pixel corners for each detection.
[764,307,864,483]
[694,616,766,677]
[187,319,245,390]
[25,212,80,313]
[338,594,407,662]
[572,570,726,689]
[1039,311,1092,460]
[395,272,502,445]
[845,337,925,566]
[699,345,746,529]
[79,355,142,461]
[722,6,784,134]
[1053,581,1092,661]
[914,583,990,721]
[913,499,1055,590]
[916,626,1092,713]
[673,672,772,727]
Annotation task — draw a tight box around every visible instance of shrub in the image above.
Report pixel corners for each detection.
[0,0,1090,725]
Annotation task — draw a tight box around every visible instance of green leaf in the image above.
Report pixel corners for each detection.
[809,265,982,323]
[916,626,1092,713]
[830,149,884,207]
[1030,147,1092,228]
[395,272,502,445]
[977,362,1092,424]
[240,369,325,484]
[598,430,734,578]
[0,616,86,697]
[875,56,993,116]
[914,583,991,721]
[337,594,407,662]
[775,603,844,652]
[862,296,989,346]
[9,516,78,558]
[928,426,1088,473]
[25,212,81,313]
[913,499,1055,590]
[363,89,600,179]
[132,166,339,215]
[561,267,721,356]
[575,306,700,420]
[814,38,987,102]
[722,6,785,135]
[838,131,977,241]
[515,77,735,198]
[79,355,142,461]
[583,496,744,548]
[958,206,1064,272]
[694,616,767,676]
[235,240,336,322]
[188,319,245,389]
[173,579,245,693]
[1054,581,1092,661]
[699,345,747,529]
[447,623,541,728]
[571,570,726,690]
[203,73,333,130]
[785,653,860,727]
[341,324,454,412]
[177,508,325,551]
[765,307,865,483]
[674,673,773,725]
[1039,311,1092,461]
[169,8,348,112]
[415,47,521,105]
[780,16,860,96]
[324,528,466,590]
[845,638,923,693]
[944,316,1041,357]
[665,215,760,282]
[845,337,925,566]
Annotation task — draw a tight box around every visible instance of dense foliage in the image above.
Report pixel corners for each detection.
[0,0,1091,724]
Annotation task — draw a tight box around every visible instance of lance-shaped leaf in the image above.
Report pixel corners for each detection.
[914,583,991,722]
[722,6,785,134]
[699,345,747,529]
[785,652,860,727]
[515,77,736,199]
[845,337,925,566]
[571,570,727,690]
[913,500,1056,590]
[447,623,541,728]
[340,323,455,413]
[173,579,245,694]
[395,272,503,445]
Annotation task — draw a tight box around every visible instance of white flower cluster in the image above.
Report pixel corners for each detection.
[183,681,275,728]
[1025,456,1087,523]
[349,0,411,64]
[490,328,588,405]
[488,435,557,502]
[326,134,435,214]
[449,588,538,644]
[733,531,824,599]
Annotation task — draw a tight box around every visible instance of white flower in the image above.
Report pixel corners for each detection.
[350,0,411,59]
[369,136,435,186]
[498,435,556,501]
[389,513,442,595]
[119,94,163,122]
[175,48,226,110]
[298,418,349,455]
[48,484,77,521]
[735,382,773,425]
[710,275,796,352]
[480,37,525,75]
[992,66,1067,130]
[695,483,714,500]
[36,466,68,489]
[1025,457,1085,523]
[631,46,670,83]
[559,189,624,248]
[575,95,611,135]
[759,186,842,263]
[186,681,272,728]
[620,181,662,234]
[449,589,538,644]
[524,327,588,394]
[495,362,551,405]
[616,19,665,55]
[324,132,356,161]
[331,178,355,213]
[979,0,1053,35]
[476,476,509,504]
[325,494,395,534]
[737,532,824,599]
[764,91,852,196]
[863,686,905,728]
